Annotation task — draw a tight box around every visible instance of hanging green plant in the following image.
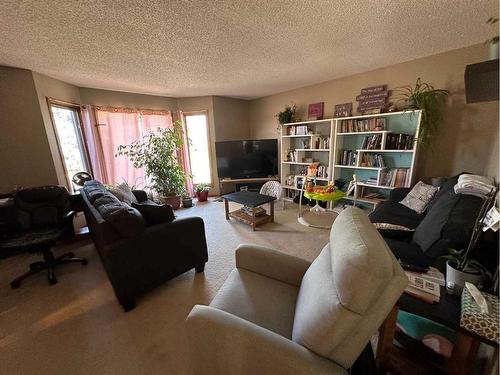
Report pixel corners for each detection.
[395,78,449,146]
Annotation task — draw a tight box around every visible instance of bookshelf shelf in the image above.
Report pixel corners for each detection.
[337,130,390,136]
[295,148,330,152]
[356,182,395,189]
[334,165,383,171]
[282,134,314,138]
[283,162,311,165]
[283,118,334,126]
[356,149,413,153]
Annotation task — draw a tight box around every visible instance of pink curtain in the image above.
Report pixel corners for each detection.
[96,109,145,187]
[141,111,172,134]
[81,105,108,183]
[174,110,194,196]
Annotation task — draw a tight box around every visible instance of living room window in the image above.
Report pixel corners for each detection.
[48,100,91,189]
[184,112,212,184]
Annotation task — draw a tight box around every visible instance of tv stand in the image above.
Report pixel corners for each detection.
[217,177,279,199]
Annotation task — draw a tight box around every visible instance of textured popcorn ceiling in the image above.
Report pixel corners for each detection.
[0,0,497,99]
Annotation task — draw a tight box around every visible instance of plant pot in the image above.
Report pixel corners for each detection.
[196,191,209,202]
[446,261,481,295]
[159,195,181,210]
[182,197,193,208]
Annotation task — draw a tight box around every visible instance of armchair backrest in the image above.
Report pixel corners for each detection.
[292,207,407,369]
[14,186,71,230]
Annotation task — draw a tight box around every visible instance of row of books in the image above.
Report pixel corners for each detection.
[359,153,385,168]
[286,125,309,135]
[380,168,410,187]
[338,150,357,166]
[339,118,386,133]
[361,134,382,150]
[387,133,414,150]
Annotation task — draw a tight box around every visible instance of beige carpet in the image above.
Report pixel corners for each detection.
[0,200,331,375]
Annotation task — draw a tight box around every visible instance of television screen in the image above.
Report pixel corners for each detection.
[215,139,278,179]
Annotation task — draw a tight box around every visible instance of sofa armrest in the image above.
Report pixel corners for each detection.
[132,190,148,203]
[186,305,346,375]
[389,187,412,203]
[235,244,311,286]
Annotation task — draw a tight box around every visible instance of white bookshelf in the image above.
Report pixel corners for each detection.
[279,110,422,208]
[332,110,422,207]
[280,119,335,204]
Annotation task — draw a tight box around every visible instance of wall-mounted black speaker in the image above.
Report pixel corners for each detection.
[464,59,499,103]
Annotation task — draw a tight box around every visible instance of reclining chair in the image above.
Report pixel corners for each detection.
[186,207,407,374]
[1,186,87,288]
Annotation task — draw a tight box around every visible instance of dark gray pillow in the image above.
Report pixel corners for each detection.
[94,198,146,238]
[132,203,175,225]
[412,183,460,252]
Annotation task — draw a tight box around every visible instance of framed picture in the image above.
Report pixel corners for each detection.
[308,102,324,120]
[334,103,352,117]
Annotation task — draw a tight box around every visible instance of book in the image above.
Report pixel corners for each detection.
[404,270,441,304]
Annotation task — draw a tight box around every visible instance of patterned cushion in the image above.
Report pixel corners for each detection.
[400,181,438,214]
[373,222,415,232]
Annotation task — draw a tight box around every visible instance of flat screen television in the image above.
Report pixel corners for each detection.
[215,139,278,179]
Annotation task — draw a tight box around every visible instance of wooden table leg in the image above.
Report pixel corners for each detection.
[224,199,229,220]
[270,200,274,223]
[447,332,480,375]
[376,305,399,375]
[252,207,256,231]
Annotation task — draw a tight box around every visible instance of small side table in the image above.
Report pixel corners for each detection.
[377,287,499,375]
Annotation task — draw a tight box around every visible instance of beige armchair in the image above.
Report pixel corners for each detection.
[186,207,407,374]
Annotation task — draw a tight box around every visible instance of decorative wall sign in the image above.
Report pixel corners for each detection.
[334,103,352,117]
[356,85,390,113]
[308,102,324,120]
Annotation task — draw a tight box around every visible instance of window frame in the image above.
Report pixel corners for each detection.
[183,110,213,186]
[47,98,93,190]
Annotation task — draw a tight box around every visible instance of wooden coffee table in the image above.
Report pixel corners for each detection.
[222,191,276,231]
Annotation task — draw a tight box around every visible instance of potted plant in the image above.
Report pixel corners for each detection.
[117,120,187,210]
[182,191,193,208]
[195,183,210,202]
[275,104,296,129]
[441,189,496,294]
[485,17,499,60]
[395,78,449,146]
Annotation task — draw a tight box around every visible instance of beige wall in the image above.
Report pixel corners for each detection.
[0,67,59,193]
[249,43,499,181]
[32,72,82,188]
[79,87,178,111]
[212,96,250,141]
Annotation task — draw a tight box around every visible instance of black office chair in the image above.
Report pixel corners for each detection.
[0,186,88,288]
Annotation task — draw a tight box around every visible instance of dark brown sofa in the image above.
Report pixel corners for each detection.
[80,180,208,311]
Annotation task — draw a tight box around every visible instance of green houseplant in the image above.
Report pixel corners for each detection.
[396,78,449,146]
[275,104,296,128]
[485,17,499,59]
[195,183,210,202]
[117,120,187,209]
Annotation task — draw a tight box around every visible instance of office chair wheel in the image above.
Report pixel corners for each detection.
[81,259,88,266]
[48,277,58,286]
[67,252,75,258]
[10,280,21,289]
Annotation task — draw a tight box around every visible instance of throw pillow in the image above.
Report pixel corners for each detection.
[94,198,146,238]
[107,183,138,205]
[132,203,175,225]
[373,222,415,232]
[400,181,438,214]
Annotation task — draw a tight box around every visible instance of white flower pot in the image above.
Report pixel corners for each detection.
[446,261,481,295]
